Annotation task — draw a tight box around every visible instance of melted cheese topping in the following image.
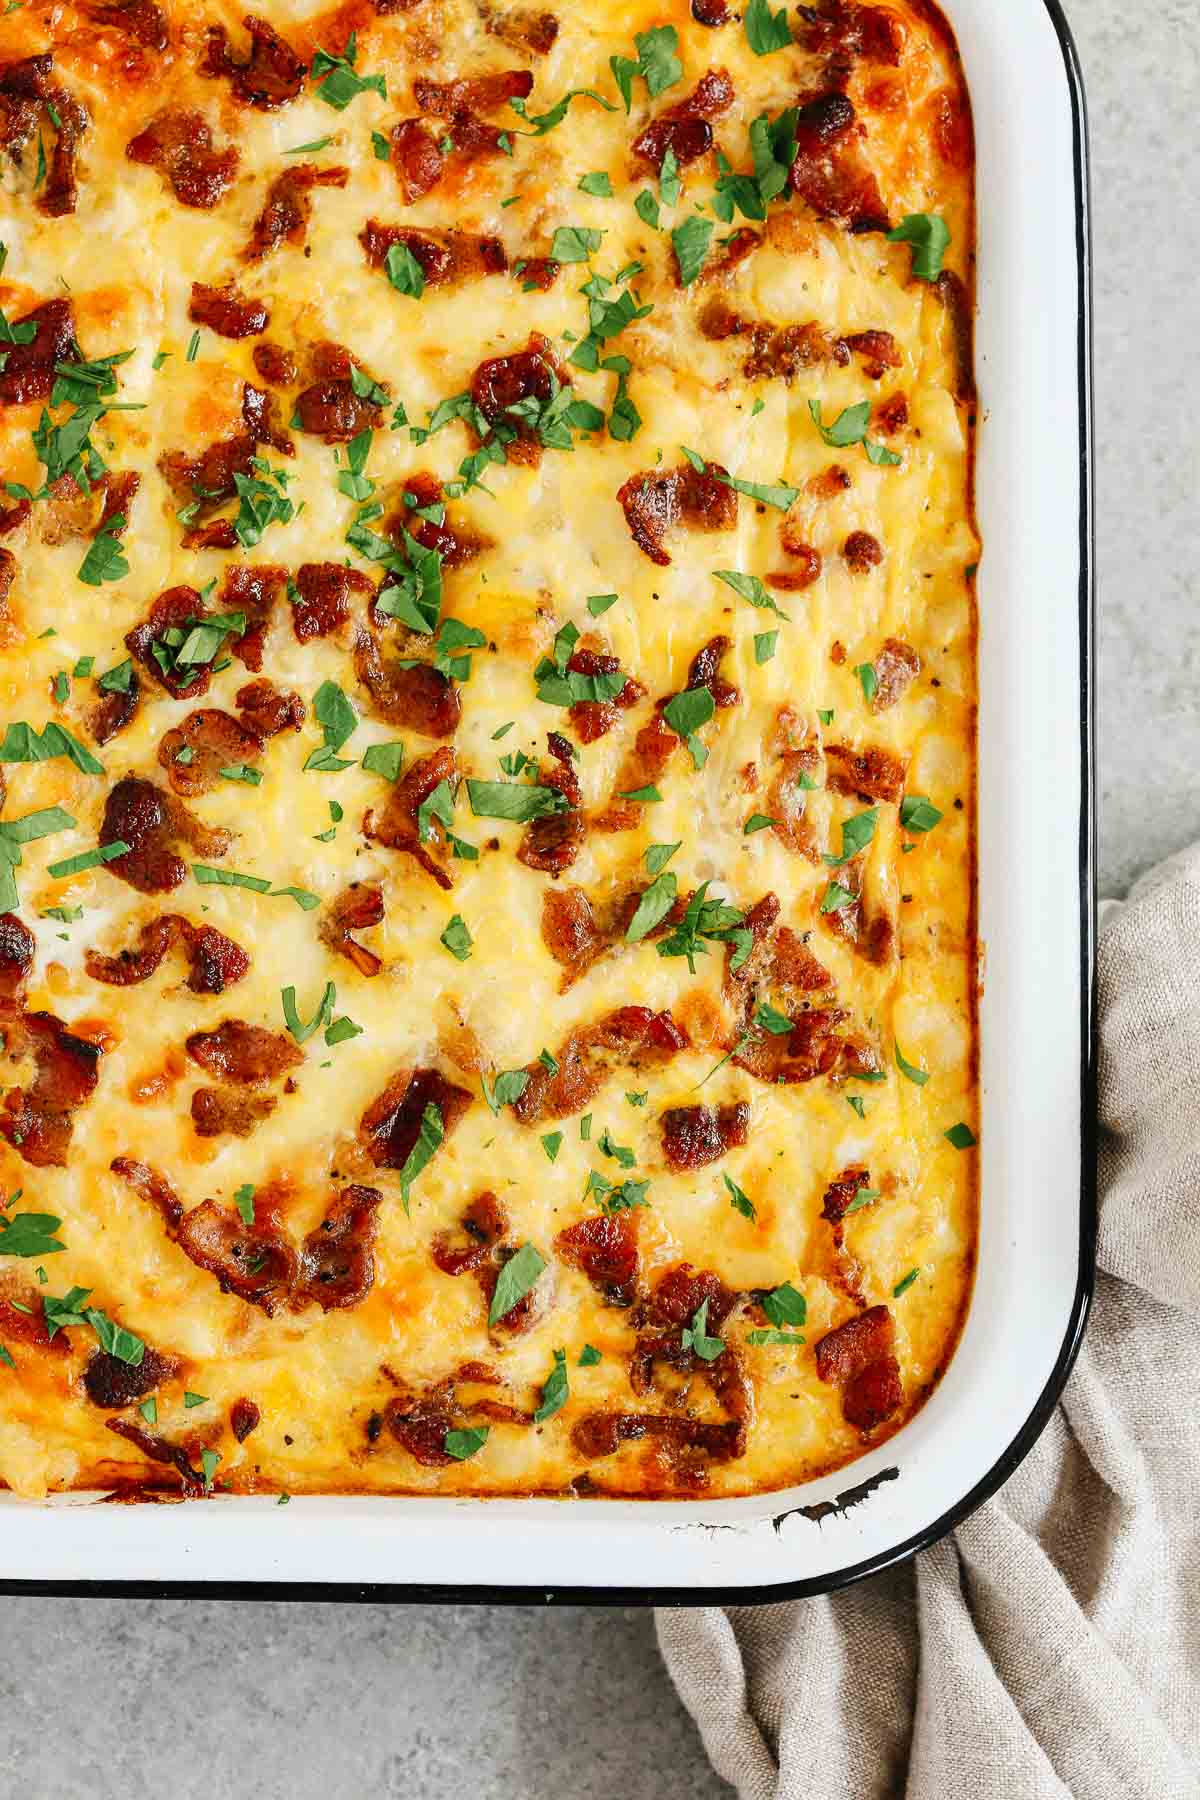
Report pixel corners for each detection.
[0,0,977,1499]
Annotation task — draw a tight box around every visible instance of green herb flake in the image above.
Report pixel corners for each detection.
[762,1282,806,1327]
[361,741,405,782]
[680,1298,724,1362]
[744,0,792,53]
[887,212,950,281]
[586,592,619,617]
[893,1267,920,1297]
[945,1122,976,1149]
[744,813,775,835]
[541,1131,563,1163]
[281,980,336,1046]
[0,1211,66,1258]
[233,1184,255,1226]
[46,840,129,880]
[578,172,613,197]
[398,1101,444,1212]
[443,1426,488,1461]
[385,241,426,299]
[311,32,387,110]
[671,215,713,286]
[754,630,778,664]
[854,662,879,704]
[440,913,473,962]
[895,1042,930,1086]
[184,1391,209,1408]
[825,807,879,868]
[488,1243,546,1325]
[724,1174,755,1221]
[533,1347,569,1423]
[900,795,943,834]
[713,569,789,619]
[578,1344,601,1367]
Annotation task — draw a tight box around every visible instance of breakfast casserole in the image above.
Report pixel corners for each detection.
[0,0,977,1499]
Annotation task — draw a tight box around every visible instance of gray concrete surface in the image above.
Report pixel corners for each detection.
[1,4,1194,1796]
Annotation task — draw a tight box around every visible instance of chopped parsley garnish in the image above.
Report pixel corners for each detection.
[186,329,200,362]
[754,630,779,663]
[578,1344,601,1367]
[578,171,612,197]
[0,804,77,909]
[644,841,680,876]
[854,662,879,704]
[312,32,386,110]
[325,1014,363,1047]
[361,741,404,782]
[541,1131,563,1163]
[895,1042,930,1086]
[76,518,130,587]
[443,1426,488,1460]
[820,880,856,914]
[825,808,879,867]
[0,720,103,774]
[808,398,901,467]
[893,1268,920,1298]
[184,1392,209,1409]
[619,784,662,804]
[587,592,619,617]
[43,1287,144,1365]
[744,813,775,834]
[945,1122,976,1149]
[398,1101,443,1212]
[508,88,617,136]
[900,795,943,833]
[481,1069,529,1115]
[488,1243,546,1325]
[753,1000,794,1037]
[713,569,789,619]
[671,215,713,286]
[0,1211,66,1258]
[550,225,604,263]
[744,0,792,54]
[634,189,661,230]
[610,25,682,111]
[680,448,797,512]
[847,1094,867,1119]
[533,1348,569,1423]
[440,914,473,961]
[656,883,747,973]
[843,1187,881,1215]
[139,1397,157,1424]
[232,460,295,548]
[762,1282,806,1327]
[746,1328,807,1346]
[624,871,677,942]
[625,1091,647,1108]
[585,1172,651,1215]
[535,621,626,706]
[710,109,798,223]
[887,213,950,281]
[233,1184,255,1226]
[724,1174,755,1221]
[281,980,336,1045]
[597,1129,636,1169]
[662,684,714,769]
[385,242,425,299]
[98,658,134,695]
[466,779,568,824]
[286,136,335,155]
[192,866,319,909]
[46,840,128,880]
[335,428,375,503]
[680,1299,724,1361]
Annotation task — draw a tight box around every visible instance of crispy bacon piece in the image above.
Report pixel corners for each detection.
[158,708,264,796]
[86,915,249,994]
[432,1190,507,1276]
[252,342,297,387]
[201,15,305,109]
[736,1003,881,1086]
[0,57,88,217]
[1,1011,102,1167]
[414,71,532,113]
[158,383,291,516]
[795,0,905,65]
[126,106,239,207]
[360,219,506,285]
[694,226,761,286]
[515,256,559,291]
[295,1186,382,1311]
[384,474,492,573]
[565,649,646,745]
[353,628,461,740]
[935,269,975,404]
[389,118,444,202]
[293,355,383,443]
[43,93,88,218]
[0,299,75,408]
[868,637,920,710]
[234,678,304,738]
[81,1,169,52]
[845,328,901,378]
[789,90,889,234]
[692,0,731,24]
[482,5,559,55]
[360,1065,472,1170]
[381,1363,532,1465]
[724,891,831,1014]
[186,1019,302,1085]
[815,1303,902,1431]
[617,459,737,567]
[768,539,822,594]
[0,548,14,634]
[594,714,679,834]
[766,706,821,860]
[190,1087,276,1138]
[321,884,384,978]
[0,55,46,153]
[822,1164,871,1225]
[110,1155,183,1229]
[817,1165,870,1302]
[513,1006,688,1125]
[244,161,349,262]
[556,1212,639,1306]
[188,281,270,339]
[128,1178,375,1314]
[290,561,372,643]
[825,741,906,804]
[541,888,605,988]
[649,1262,739,1331]
[219,563,287,672]
[125,585,213,701]
[100,775,231,894]
[84,1344,173,1408]
[518,732,582,876]
[685,634,739,709]
[843,530,883,573]
[821,858,895,965]
[106,1418,209,1494]
[0,913,34,999]
[0,497,30,536]
[660,1101,750,1171]
[364,745,457,889]
[230,1398,260,1441]
[572,1410,744,1464]
[745,318,849,380]
[470,332,564,467]
[174,1197,297,1312]
[633,67,733,171]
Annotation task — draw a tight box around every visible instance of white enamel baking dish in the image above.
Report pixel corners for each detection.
[0,0,1094,1600]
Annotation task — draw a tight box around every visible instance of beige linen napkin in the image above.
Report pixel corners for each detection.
[656,846,1200,1799]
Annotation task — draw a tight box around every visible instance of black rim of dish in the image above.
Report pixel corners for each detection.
[0,0,1097,1606]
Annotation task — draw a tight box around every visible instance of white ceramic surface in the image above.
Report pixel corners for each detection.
[0,0,1094,1595]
